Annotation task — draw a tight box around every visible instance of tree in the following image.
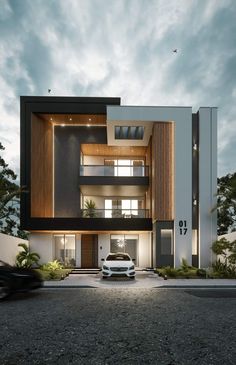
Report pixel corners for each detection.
[0,142,27,238]
[217,173,236,235]
[211,238,236,278]
[15,243,40,268]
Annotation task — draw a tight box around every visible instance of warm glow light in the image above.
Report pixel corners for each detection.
[61,124,65,127]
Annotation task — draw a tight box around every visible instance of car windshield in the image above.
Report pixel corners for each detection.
[106,254,131,261]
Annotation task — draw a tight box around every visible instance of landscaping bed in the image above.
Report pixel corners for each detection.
[35,268,72,281]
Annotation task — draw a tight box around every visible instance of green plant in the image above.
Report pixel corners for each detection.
[196,268,207,278]
[211,238,236,278]
[40,260,63,271]
[163,266,178,278]
[15,243,40,268]
[83,199,97,217]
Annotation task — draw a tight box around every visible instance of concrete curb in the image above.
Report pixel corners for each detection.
[42,284,236,289]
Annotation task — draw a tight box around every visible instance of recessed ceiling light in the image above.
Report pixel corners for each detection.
[50,117,53,121]
[69,118,72,121]
[88,118,91,121]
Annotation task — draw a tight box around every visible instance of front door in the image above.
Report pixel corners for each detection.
[81,234,98,268]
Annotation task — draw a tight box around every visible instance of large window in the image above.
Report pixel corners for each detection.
[105,199,143,218]
[104,159,144,177]
[110,234,138,262]
[54,234,76,267]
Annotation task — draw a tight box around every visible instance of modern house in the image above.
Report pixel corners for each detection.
[20,96,217,268]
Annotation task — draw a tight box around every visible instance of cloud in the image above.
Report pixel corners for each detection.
[0,0,235,177]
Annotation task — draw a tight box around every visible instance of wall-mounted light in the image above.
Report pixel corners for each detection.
[61,124,65,127]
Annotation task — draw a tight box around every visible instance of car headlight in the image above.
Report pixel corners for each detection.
[129,265,135,270]
[103,265,109,270]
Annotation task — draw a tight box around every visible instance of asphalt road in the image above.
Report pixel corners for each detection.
[0,288,236,365]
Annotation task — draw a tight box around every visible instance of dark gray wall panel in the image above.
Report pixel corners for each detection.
[54,126,107,217]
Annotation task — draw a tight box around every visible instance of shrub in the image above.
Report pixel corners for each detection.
[15,243,40,268]
[163,266,178,278]
[196,268,207,278]
[40,260,63,271]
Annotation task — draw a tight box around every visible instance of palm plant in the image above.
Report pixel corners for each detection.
[15,243,40,268]
[83,199,97,217]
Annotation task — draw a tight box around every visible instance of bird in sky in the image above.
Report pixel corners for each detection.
[173,49,178,53]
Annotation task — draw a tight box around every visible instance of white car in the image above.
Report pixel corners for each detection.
[102,253,135,279]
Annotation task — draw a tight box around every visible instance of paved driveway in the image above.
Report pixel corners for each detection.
[44,271,236,288]
[1,288,236,364]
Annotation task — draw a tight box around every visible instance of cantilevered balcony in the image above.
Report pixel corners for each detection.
[78,164,149,196]
[80,208,149,218]
[80,164,149,177]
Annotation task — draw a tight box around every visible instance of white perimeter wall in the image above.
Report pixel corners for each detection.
[29,233,53,264]
[0,233,29,265]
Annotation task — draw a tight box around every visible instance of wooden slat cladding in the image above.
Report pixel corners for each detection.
[145,136,152,214]
[152,122,174,220]
[37,113,107,126]
[31,114,53,217]
[81,144,147,157]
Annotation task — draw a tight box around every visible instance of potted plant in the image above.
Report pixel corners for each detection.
[83,199,97,217]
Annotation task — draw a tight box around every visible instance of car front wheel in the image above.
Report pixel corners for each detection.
[0,278,10,300]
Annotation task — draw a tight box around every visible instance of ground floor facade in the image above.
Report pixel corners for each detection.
[30,232,152,269]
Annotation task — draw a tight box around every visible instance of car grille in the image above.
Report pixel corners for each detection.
[110,267,128,272]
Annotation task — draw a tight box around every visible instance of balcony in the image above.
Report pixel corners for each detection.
[80,208,149,218]
[80,164,149,177]
[78,164,149,196]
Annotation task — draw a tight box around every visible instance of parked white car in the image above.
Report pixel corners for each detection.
[102,253,135,279]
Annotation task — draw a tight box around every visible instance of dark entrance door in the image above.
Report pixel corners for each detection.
[81,234,98,268]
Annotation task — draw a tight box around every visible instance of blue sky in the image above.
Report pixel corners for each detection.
[0,0,236,178]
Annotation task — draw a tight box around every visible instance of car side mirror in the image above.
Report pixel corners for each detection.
[101,258,104,261]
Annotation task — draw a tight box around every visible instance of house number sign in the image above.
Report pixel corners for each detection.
[179,220,188,235]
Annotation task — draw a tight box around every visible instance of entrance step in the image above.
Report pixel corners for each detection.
[70,268,101,275]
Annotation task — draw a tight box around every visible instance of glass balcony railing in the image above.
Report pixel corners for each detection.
[80,165,149,177]
[80,209,149,218]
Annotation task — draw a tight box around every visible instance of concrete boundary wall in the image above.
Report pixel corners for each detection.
[0,233,29,265]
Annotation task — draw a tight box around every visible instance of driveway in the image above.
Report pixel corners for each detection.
[43,271,236,288]
[1,288,236,364]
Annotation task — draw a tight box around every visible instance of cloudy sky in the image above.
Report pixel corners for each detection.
[0,0,236,178]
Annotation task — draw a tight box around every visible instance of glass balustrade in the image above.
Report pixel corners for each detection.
[80,165,148,177]
[80,209,149,218]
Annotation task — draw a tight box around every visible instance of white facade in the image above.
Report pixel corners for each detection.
[29,233,152,268]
